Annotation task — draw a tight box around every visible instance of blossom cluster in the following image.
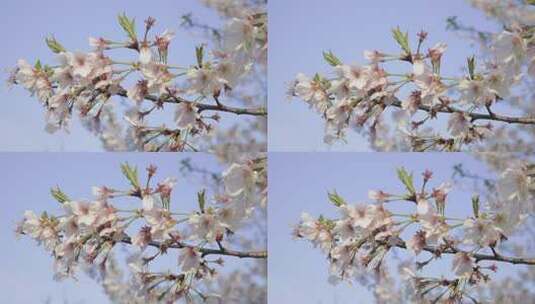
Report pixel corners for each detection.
[289,0,535,152]
[293,161,535,303]
[16,157,267,303]
[8,0,267,152]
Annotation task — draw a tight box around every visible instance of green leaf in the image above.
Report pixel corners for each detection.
[197,189,206,212]
[318,215,335,230]
[118,13,137,42]
[195,45,204,68]
[397,167,416,194]
[45,36,66,54]
[392,27,411,55]
[467,56,476,80]
[472,195,480,218]
[34,60,42,70]
[50,186,70,204]
[328,190,346,207]
[323,50,342,67]
[121,162,140,189]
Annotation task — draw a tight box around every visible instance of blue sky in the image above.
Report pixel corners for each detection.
[268,0,497,151]
[0,0,220,151]
[268,152,523,304]
[0,153,227,303]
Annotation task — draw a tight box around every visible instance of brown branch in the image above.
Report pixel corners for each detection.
[389,238,535,265]
[389,98,535,125]
[120,236,267,259]
[116,88,267,117]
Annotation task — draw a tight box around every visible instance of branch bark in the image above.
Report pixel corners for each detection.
[120,236,268,259]
[389,99,535,125]
[389,238,535,266]
[116,88,267,117]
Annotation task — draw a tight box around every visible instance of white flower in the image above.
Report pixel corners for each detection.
[187,67,227,96]
[222,163,255,197]
[428,42,447,68]
[452,252,473,277]
[401,91,421,116]
[20,210,59,250]
[21,210,42,239]
[140,62,173,94]
[368,190,390,202]
[142,194,156,210]
[325,99,351,130]
[412,59,426,76]
[492,31,526,63]
[157,177,177,198]
[178,247,201,272]
[363,50,386,63]
[127,80,148,104]
[52,65,75,89]
[139,45,153,65]
[188,211,227,242]
[416,199,435,222]
[15,59,38,90]
[295,212,332,252]
[143,208,176,240]
[89,37,109,51]
[293,73,328,105]
[432,182,451,204]
[497,162,531,202]
[174,102,198,128]
[156,29,175,50]
[406,231,426,255]
[92,186,114,200]
[463,217,502,247]
[447,112,471,136]
[132,226,152,249]
[64,201,97,227]
[458,79,495,106]
[339,64,370,91]
[223,17,254,52]
[339,204,373,229]
[420,215,449,245]
[67,52,95,78]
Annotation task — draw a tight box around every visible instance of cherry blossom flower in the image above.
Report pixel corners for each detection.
[447,112,471,136]
[463,217,502,247]
[174,102,199,128]
[452,252,474,277]
[188,210,228,242]
[368,190,390,202]
[406,231,426,255]
[179,247,201,272]
[132,226,152,249]
[222,163,256,197]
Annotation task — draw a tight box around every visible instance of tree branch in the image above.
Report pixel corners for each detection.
[116,88,267,117]
[120,236,267,259]
[389,238,535,265]
[389,99,535,125]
